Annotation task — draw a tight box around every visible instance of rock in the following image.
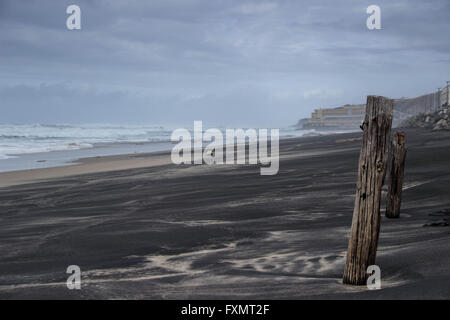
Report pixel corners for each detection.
[433,119,448,130]
[402,108,450,130]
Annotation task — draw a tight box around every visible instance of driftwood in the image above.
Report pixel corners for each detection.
[343,96,394,285]
[386,131,407,218]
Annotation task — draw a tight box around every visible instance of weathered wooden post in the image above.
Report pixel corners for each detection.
[343,96,394,285]
[386,131,406,218]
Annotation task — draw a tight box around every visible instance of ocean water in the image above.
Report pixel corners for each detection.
[0,123,333,172]
[0,123,173,160]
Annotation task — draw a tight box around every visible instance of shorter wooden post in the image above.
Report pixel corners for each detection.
[386,131,407,218]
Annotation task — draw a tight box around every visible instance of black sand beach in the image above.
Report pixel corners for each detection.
[0,128,449,299]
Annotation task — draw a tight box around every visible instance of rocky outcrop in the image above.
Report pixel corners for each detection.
[294,118,309,129]
[400,107,449,131]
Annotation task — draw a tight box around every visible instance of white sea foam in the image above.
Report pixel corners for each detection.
[0,124,346,160]
[0,123,173,159]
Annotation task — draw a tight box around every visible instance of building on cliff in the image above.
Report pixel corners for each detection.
[298,86,448,131]
[440,85,449,107]
[303,104,365,130]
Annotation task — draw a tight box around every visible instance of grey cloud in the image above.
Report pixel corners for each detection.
[0,0,449,126]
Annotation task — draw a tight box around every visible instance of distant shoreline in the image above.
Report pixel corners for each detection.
[0,128,356,174]
[0,130,358,188]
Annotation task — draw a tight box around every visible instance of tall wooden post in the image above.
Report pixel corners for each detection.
[386,131,406,218]
[343,96,394,285]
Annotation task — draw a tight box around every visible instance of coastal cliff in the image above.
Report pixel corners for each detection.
[296,90,444,130]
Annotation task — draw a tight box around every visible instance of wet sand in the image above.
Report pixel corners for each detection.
[0,128,449,299]
[0,151,171,188]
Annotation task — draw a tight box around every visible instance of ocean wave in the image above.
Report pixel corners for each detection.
[0,123,173,159]
[0,123,327,159]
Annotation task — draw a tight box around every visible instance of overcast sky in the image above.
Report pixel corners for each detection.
[1,0,449,127]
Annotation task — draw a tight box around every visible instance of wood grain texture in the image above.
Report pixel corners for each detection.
[343,96,394,285]
[386,131,407,218]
